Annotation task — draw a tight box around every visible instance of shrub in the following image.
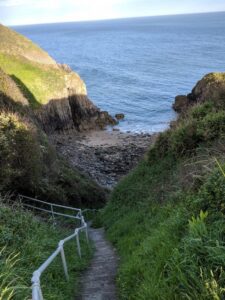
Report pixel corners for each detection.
[197,111,225,140]
[148,101,225,162]
[0,112,42,192]
[0,111,106,207]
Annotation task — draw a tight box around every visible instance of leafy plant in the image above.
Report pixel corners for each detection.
[188,210,208,237]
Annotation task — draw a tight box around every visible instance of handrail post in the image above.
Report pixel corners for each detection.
[50,204,56,226]
[59,241,69,280]
[39,287,44,300]
[75,229,81,258]
[85,226,89,243]
[23,194,91,300]
[32,271,43,300]
[18,195,22,207]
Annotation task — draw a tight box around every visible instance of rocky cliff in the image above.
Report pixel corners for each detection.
[0,24,116,132]
[173,72,225,113]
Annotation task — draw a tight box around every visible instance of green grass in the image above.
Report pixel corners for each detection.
[102,97,225,299]
[0,24,55,66]
[0,199,92,300]
[102,159,225,299]
[0,53,66,106]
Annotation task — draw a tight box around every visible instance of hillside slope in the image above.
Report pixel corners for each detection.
[0,68,106,207]
[0,24,115,132]
[102,73,225,299]
[0,25,112,206]
[0,23,56,65]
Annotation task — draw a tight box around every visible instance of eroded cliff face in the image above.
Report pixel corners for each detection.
[173,72,225,113]
[35,66,116,132]
[0,24,116,133]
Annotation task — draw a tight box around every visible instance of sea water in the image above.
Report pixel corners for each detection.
[14,12,225,133]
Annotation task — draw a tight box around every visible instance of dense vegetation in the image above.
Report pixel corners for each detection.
[0,67,106,207]
[0,197,92,300]
[102,77,225,299]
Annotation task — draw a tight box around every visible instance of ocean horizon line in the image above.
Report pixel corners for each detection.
[8,10,225,28]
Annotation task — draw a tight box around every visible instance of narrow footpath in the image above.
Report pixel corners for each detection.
[76,228,118,300]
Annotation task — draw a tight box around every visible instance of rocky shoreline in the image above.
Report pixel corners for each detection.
[51,130,157,189]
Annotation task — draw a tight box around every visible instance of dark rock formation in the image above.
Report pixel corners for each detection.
[173,73,225,113]
[36,95,116,133]
[173,95,189,113]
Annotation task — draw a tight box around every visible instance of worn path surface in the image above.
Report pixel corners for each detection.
[76,228,118,300]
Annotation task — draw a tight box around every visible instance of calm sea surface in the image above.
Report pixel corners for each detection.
[14,12,225,133]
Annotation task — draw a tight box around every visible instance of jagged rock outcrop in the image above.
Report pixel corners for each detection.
[189,73,225,103]
[35,65,116,132]
[0,24,116,133]
[173,72,225,113]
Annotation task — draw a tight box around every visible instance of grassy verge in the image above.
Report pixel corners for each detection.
[0,198,92,300]
[102,97,225,299]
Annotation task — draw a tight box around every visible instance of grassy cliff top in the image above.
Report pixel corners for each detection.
[0,25,86,106]
[0,24,56,65]
[0,53,67,106]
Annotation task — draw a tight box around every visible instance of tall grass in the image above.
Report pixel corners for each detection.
[102,95,225,299]
[0,200,92,299]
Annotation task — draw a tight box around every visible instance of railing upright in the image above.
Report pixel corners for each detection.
[59,241,69,280]
[18,195,91,300]
[76,229,81,258]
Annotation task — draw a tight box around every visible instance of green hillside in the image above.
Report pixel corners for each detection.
[0,24,55,65]
[0,53,66,106]
[102,73,225,299]
[0,24,86,107]
[0,25,107,207]
[0,66,105,207]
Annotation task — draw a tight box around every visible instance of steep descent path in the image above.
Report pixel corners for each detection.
[77,228,118,300]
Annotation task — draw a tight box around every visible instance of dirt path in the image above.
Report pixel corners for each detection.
[76,228,118,300]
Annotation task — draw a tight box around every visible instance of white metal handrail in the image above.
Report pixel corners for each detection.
[18,195,89,300]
